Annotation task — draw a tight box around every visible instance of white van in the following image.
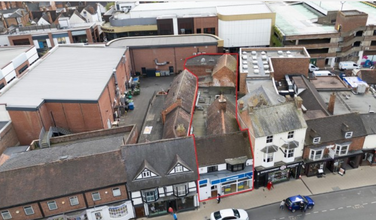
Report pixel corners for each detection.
[339,61,360,70]
[309,63,319,72]
[313,70,335,77]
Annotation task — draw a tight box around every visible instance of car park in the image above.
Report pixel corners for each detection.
[285,195,315,212]
[210,209,249,220]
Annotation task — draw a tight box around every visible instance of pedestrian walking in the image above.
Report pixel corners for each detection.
[267,181,274,190]
[279,200,285,209]
[217,193,221,204]
[173,213,178,220]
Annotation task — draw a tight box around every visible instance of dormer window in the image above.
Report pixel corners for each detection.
[287,131,294,139]
[142,170,151,178]
[345,131,353,139]
[175,164,183,173]
[313,137,321,144]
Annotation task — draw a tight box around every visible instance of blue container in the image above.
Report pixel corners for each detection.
[129,102,134,110]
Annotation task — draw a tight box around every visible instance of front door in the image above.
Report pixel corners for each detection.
[135,206,145,218]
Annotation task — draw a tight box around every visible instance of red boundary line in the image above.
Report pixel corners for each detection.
[182,53,254,203]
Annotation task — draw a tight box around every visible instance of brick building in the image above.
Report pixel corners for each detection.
[0,125,137,220]
[107,34,222,76]
[0,45,132,145]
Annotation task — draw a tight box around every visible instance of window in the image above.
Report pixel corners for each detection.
[69,196,79,206]
[1,211,11,220]
[263,153,274,162]
[207,165,218,173]
[143,189,158,202]
[113,188,121,197]
[287,131,294,139]
[175,184,187,196]
[18,64,29,74]
[313,137,321,144]
[309,149,323,160]
[266,135,273,143]
[196,28,201,33]
[57,37,66,44]
[284,149,294,158]
[24,206,34,215]
[175,164,183,173]
[92,192,101,201]
[345,132,353,139]
[47,201,57,210]
[203,27,215,35]
[142,170,151,178]
[336,145,349,156]
[226,163,244,172]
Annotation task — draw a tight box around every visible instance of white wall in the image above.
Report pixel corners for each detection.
[12,53,27,67]
[219,19,271,47]
[86,201,135,220]
[37,17,50,25]
[0,105,10,121]
[0,35,10,46]
[254,128,306,167]
[363,135,376,149]
[26,47,39,64]
[70,13,86,24]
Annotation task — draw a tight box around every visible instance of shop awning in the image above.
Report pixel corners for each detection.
[282,141,299,149]
[260,145,278,153]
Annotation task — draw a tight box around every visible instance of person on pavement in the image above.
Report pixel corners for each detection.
[279,200,285,209]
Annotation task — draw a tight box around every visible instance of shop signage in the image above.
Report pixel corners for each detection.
[199,179,207,185]
[211,172,253,185]
[259,162,302,174]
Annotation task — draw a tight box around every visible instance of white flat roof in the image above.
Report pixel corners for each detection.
[0,45,126,109]
[0,46,32,69]
[107,34,219,47]
[216,4,272,15]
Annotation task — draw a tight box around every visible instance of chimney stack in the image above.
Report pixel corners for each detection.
[327,92,336,114]
[247,102,254,114]
[218,94,227,112]
[294,96,303,109]
[176,124,186,137]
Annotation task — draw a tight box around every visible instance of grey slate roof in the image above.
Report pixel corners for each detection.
[305,112,367,145]
[195,131,252,167]
[164,69,197,113]
[0,46,126,109]
[238,85,286,111]
[360,113,376,135]
[249,101,307,138]
[122,137,198,191]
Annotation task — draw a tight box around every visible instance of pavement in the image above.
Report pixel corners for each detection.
[138,165,376,220]
[116,75,376,220]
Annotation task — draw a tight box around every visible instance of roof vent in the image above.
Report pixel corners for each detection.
[252,60,258,65]
[262,55,267,60]
[242,60,247,65]
[263,61,268,65]
[265,70,270,74]
[253,65,259,69]
[277,51,283,55]
[288,55,294,58]
[264,65,269,69]
[242,51,247,55]
[243,69,248,73]
[251,51,257,55]
[254,69,259,74]
[286,51,291,54]
[252,56,257,60]
[242,55,247,60]
[261,51,266,55]
[243,65,248,69]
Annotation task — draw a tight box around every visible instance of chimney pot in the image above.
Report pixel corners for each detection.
[327,92,336,114]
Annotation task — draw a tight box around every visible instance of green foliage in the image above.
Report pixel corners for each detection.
[106,2,115,11]
[271,35,283,47]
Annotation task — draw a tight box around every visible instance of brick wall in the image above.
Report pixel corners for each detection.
[0,122,19,155]
[0,203,43,220]
[335,11,368,33]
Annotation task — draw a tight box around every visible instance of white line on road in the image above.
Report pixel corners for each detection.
[329,208,335,211]
[322,210,327,212]
[347,206,352,208]
[363,203,368,205]
[305,213,311,215]
[338,207,343,209]
[313,211,319,214]
[279,217,285,219]
[372,201,376,204]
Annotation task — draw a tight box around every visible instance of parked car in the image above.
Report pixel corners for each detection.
[339,61,360,70]
[210,209,249,220]
[285,195,315,212]
[309,63,319,72]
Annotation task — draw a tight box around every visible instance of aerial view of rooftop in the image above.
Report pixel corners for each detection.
[1,1,376,220]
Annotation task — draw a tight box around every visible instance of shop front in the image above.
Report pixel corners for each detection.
[305,150,363,177]
[146,193,197,217]
[254,160,303,189]
[198,168,253,201]
[361,149,376,166]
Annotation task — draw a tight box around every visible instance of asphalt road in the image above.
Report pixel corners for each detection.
[247,185,376,220]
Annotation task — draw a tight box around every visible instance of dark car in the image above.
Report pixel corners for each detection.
[285,195,315,212]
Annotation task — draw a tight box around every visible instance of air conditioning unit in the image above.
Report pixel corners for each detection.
[252,56,257,60]
[253,65,258,69]
[251,51,257,55]
[243,65,248,69]
[254,69,259,74]
[242,55,247,60]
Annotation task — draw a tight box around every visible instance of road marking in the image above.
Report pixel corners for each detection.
[322,210,327,212]
[347,205,352,208]
[363,203,368,206]
[372,201,376,204]
[338,207,343,209]
[329,208,335,211]
[305,213,311,215]
[313,211,319,214]
[279,217,285,219]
